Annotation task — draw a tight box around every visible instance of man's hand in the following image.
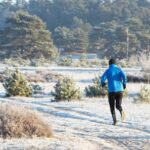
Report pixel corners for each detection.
[101,82,106,87]
[123,84,126,89]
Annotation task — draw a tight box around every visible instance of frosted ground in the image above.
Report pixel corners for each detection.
[0,66,149,150]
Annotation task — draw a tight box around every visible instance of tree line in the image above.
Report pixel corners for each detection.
[0,0,150,60]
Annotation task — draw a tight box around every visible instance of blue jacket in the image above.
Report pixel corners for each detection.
[100,64,127,93]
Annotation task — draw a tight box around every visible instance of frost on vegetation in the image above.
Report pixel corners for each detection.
[85,76,107,97]
[52,76,81,101]
[3,69,32,97]
[0,103,52,138]
[31,84,44,94]
[57,56,72,66]
[138,85,150,103]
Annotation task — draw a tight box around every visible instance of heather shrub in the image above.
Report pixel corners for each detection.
[0,103,52,138]
[24,71,63,83]
[25,73,46,83]
[52,77,81,101]
[138,85,150,103]
[3,69,32,97]
[85,77,107,97]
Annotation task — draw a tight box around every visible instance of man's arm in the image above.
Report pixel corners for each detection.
[100,70,107,87]
[120,69,127,89]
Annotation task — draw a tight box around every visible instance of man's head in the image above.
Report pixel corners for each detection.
[109,58,116,65]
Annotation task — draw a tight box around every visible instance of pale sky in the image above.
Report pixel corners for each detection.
[0,0,29,3]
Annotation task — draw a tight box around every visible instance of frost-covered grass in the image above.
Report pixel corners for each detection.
[0,66,149,150]
[0,97,149,150]
[0,103,52,138]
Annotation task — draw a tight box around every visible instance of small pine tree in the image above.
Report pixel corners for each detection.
[52,77,81,101]
[85,76,107,97]
[3,69,32,97]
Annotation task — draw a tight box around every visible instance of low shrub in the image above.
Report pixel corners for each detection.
[57,56,72,66]
[30,56,50,67]
[127,74,150,83]
[118,59,127,68]
[52,77,81,101]
[3,58,20,67]
[90,59,101,66]
[74,54,90,67]
[3,69,32,97]
[3,58,30,66]
[80,54,87,60]
[12,71,63,83]
[85,77,107,97]
[31,84,43,94]
[138,85,150,103]
[74,60,89,67]
[101,57,109,67]
[127,55,138,67]
[25,73,46,83]
[43,73,63,82]
[143,74,150,84]
[17,58,30,66]
[0,103,52,138]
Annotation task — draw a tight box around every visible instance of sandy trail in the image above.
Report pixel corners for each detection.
[0,97,149,150]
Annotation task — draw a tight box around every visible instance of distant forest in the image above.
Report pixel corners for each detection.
[0,0,150,60]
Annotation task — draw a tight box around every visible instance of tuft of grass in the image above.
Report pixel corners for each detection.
[0,103,53,138]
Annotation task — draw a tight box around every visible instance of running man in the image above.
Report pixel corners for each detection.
[101,58,127,125]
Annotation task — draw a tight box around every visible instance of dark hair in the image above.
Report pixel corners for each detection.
[109,58,116,65]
